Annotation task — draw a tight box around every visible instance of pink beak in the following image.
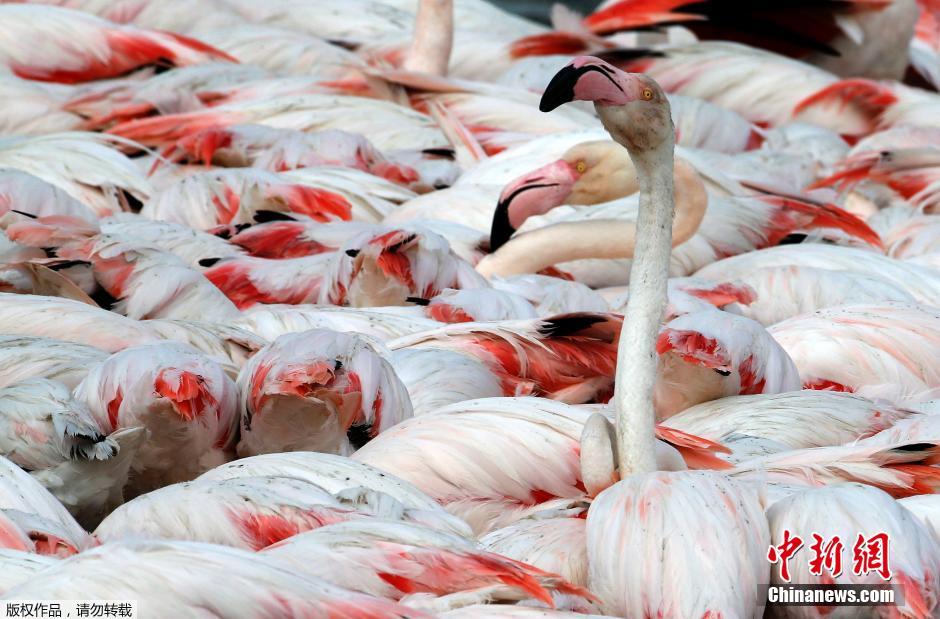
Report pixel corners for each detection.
[490,159,579,251]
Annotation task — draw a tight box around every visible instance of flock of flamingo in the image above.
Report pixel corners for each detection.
[2,0,940,616]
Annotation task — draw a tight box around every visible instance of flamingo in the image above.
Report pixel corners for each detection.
[767,483,940,617]
[0,455,95,554]
[0,4,234,84]
[232,304,441,342]
[0,293,160,352]
[2,539,434,618]
[529,57,773,617]
[701,265,917,326]
[768,303,940,397]
[60,236,242,322]
[523,0,919,80]
[0,378,145,527]
[353,396,732,536]
[473,139,879,281]
[235,329,412,457]
[664,390,917,456]
[72,341,239,495]
[0,132,152,216]
[478,155,707,273]
[0,550,57,595]
[262,519,595,612]
[196,450,473,539]
[93,475,380,550]
[140,168,360,228]
[694,243,940,306]
[481,514,589,588]
[654,308,802,417]
[386,312,622,404]
[0,335,106,389]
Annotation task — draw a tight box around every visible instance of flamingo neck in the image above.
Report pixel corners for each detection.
[614,138,675,477]
[402,0,454,76]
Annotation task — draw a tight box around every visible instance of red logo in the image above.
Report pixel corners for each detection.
[853,533,892,581]
[767,530,804,582]
[768,531,891,582]
[808,533,844,578]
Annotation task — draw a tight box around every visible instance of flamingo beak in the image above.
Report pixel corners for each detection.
[490,160,579,251]
[540,56,641,112]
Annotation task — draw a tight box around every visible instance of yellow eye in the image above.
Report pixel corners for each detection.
[576,161,586,174]
[642,88,654,100]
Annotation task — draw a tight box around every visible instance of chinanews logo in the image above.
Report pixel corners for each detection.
[765,530,902,608]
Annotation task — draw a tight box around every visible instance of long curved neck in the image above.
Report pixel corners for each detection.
[475,159,704,278]
[614,138,675,476]
[402,0,454,76]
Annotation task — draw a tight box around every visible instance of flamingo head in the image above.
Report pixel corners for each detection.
[490,140,638,250]
[541,56,673,152]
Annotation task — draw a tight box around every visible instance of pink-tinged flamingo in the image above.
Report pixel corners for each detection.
[386,312,623,404]
[2,539,434,619]
[263,519,596,613]
[93,475,375,550]
[702,265,916,326]
[481,513,589,589]
[515,0,918,80]
[196,450,473,539]
[654,308,802,418]
[0,4,234,84]
[0,335,105,389]
[235,329,412,457]
[352,396,731,536]
[0,455,95,555]
[768,303,940,399]
[0,550,57,595]
[477,155,707,275]
[0,378,145,528]
[767,483,939,618]
[665,390,918,457]
[534,56,772,617]
[477,137,880,276]
[72,341,239,495]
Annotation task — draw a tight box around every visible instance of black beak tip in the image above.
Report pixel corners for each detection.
[539,65,582,113]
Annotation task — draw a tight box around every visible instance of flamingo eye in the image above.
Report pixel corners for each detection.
[576,161,587,174]
[642,88,654,100]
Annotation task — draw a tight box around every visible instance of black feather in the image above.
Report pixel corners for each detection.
[892,442,937,453]
[421,148,456,159]
[253,210,296,223]
[48,260,91,271]
[347,424,374,450]
[538,313,607,337]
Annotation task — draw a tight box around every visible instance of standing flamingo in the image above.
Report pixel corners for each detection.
[534,57,771,617]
